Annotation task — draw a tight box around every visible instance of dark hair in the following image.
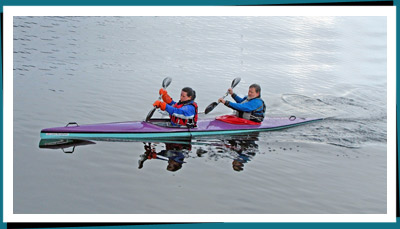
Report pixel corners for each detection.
[182,87,196,100]
[167,160,183,172]
[249,84,261,96]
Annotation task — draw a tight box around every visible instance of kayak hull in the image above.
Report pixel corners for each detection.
[40,117,322,140]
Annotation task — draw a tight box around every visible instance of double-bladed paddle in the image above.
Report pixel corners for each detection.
[204,77,241,114]
[145,77,172,122]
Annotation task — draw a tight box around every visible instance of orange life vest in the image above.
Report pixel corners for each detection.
[170,101,198,128]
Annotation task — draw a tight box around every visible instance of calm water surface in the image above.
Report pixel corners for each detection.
[13,16,387,214]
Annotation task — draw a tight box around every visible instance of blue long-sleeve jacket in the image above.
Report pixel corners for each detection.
[227,94,264,113]
[165,100,196,119]
[165,99,197,127]
[225,94,266,122]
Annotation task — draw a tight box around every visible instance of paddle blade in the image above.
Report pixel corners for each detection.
[162,77,172,88]
[145,107,157,122]
[204,102,218,114]
[231,77,241,89]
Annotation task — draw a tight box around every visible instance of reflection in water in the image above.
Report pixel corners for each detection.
[38,134,261,172]
[39,139,96,153]
[138,142,190,172]
[229,139,258,172]
[196,134,259,172]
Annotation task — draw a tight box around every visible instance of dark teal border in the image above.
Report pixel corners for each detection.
[0,0,398,228]
[0,0,393,9]
[1,4,3,229]
[0,0,392,5]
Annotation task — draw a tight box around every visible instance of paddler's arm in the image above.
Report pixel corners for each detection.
[228,88,246,103]
[223,98,263,112]
[231,94,246,103]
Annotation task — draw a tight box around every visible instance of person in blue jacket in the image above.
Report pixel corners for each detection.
[153,87,198,128]
[218,84,266,123]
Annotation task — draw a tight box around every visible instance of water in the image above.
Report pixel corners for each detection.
[12,16,387,214]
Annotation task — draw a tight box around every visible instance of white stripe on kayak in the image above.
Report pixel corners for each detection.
[172,113,194,119]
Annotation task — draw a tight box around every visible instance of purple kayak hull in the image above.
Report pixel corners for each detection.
[40,117,322,140]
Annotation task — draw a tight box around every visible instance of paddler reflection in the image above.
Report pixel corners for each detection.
[138,142,191,172]
[196,134,259,172]
[227,138,258,172]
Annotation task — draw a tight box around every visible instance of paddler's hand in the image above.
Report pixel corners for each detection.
[159,88,168,96]
[159,88,172,104]
[153,100,167,111]
[228,88,234,95]
[219,98,230,106]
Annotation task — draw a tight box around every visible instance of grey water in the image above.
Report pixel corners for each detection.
[12,16,387,214]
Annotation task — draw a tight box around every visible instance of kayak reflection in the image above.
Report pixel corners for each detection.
[39,139,96,153]
[38,134,260,172]
[138,142,191,172]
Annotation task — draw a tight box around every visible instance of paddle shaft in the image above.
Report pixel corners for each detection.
[204,77,241,114]
[147,92,164,121]
[219,91,230,103]
[145,77,172,122]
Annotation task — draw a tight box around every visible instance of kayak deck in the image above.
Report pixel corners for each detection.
[40,117,323,140]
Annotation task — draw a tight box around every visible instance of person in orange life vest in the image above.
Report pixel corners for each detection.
[153,87,198,128]
[218,84,266,123]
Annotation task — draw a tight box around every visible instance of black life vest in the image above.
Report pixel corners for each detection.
[236,97,266,122]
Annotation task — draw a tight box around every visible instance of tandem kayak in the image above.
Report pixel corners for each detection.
[40,115,323,140]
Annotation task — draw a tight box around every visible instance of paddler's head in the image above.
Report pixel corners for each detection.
[248,84,261,99]
[167,159,183,172]
[180,87,196,102]
[232,160,244,172]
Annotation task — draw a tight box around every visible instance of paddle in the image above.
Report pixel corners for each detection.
[204,77,241,114]
[145,77,172,122]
